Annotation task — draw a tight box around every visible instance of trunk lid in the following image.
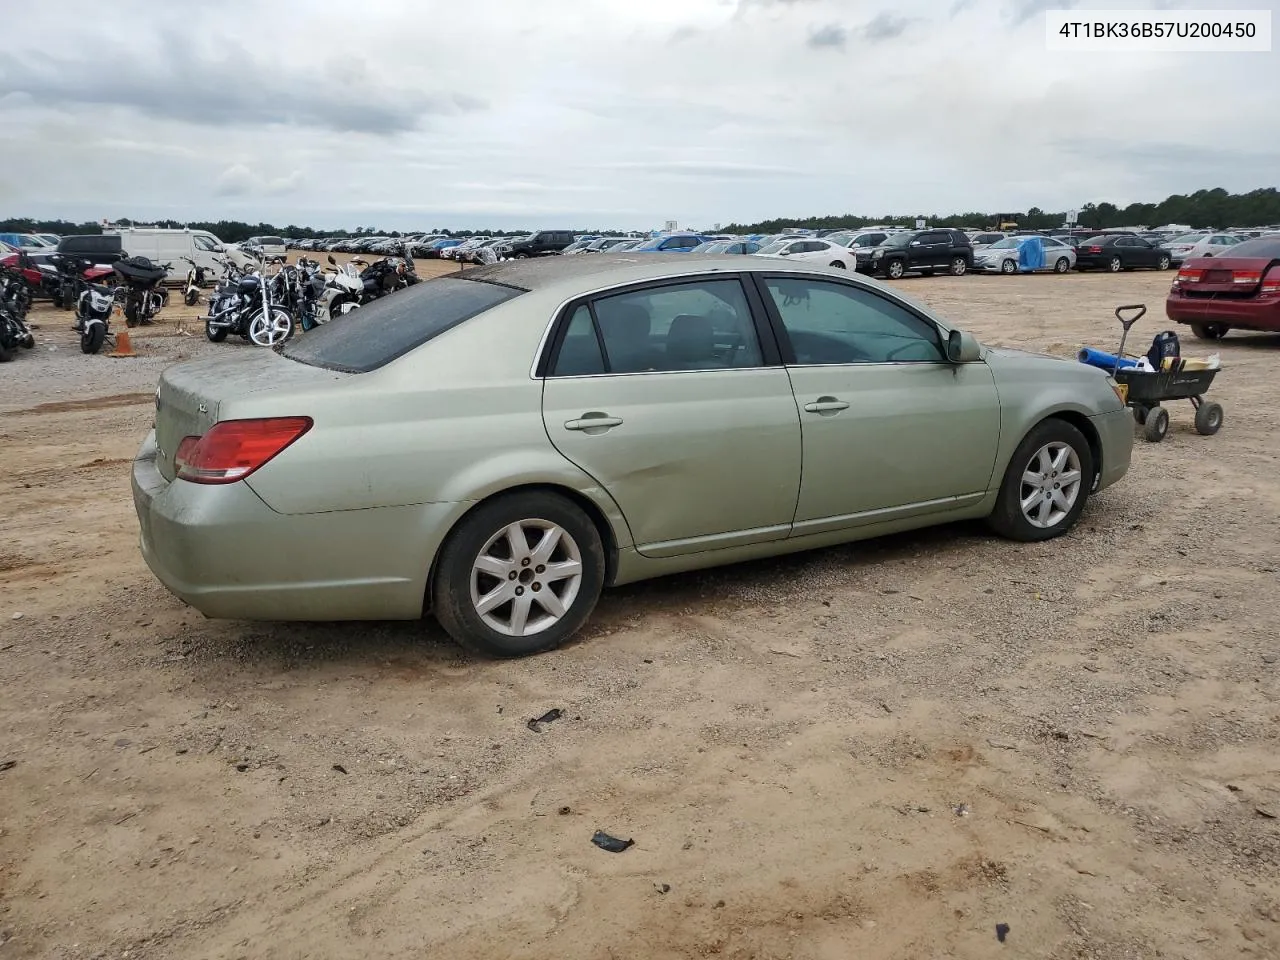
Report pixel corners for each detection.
[1173,255,1278,297]
[154,351,351,481]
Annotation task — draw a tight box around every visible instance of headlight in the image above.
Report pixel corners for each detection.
[1105,376,1127,405]
[872,249,883,258]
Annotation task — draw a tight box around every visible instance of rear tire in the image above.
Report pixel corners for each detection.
[1157,255,1171,270]
[1108,256,1122,272]
[431,491,606,658]
[81,324,106,355]
[1190,322,1228,341]
[828,261,846,269]
[987,418,1094,542]
[0,340,12,363]
[205,319,228,342]
[949,256,967,276]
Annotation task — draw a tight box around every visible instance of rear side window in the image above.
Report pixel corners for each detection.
[1220,236,1280,258]
[282,276,522,373]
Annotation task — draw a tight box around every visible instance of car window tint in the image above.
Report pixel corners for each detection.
[764,278,945,365]
[193,235,216,251]
[550,305,606,376]
[590,278,763,373]
[281,276,523,373]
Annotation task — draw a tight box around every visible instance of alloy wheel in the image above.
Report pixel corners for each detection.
[469,519,583,637]
[248,310,293,346]
[1019,442,1083,529]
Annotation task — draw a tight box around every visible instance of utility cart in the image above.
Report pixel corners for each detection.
[1110,304,1224,443]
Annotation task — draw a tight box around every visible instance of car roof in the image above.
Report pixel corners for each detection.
[459,252,887,296]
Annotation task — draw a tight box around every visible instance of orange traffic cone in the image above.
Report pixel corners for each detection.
[109,329,136,357]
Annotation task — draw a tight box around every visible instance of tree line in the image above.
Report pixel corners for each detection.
[723,187,1280,234]
[5,186,1278,241]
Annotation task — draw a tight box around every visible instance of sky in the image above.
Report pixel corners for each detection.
[1,0,1276,231]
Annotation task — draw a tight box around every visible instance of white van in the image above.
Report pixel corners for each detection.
[243,235,288,259]
[105,227,253,282]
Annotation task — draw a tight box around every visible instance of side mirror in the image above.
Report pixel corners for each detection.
[327,255,337,265]
[910,240,922,246]
[213,244,225,253]
[778,249,791,256]
[946,329,981,363]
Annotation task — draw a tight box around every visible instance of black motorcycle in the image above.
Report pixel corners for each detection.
[112,256,171,327]
[204,257,295,347]
[0,267,36,362]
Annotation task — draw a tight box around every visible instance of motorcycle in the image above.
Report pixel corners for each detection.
[180,256,211,306]
[62,257,119,354]
[204,257,295,346]
[112,256,171,327]
[50,254,116,311]
[320,254,365,320]
[0,268,36,361]
[357,251,417,302]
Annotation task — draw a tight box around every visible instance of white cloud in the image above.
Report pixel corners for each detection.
[0,0,1276,230]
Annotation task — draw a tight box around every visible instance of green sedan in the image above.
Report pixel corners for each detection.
[132,255,1133,657]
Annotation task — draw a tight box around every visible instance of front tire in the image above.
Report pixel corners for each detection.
[828,261,846,269]
[248,309,294,347]
[1000,259,1017,275]
[1194,400,1223,436]
[1054,257,1070,273]
[949,256,968,276]
[987,419,1094,542]
[185,289,200,306]
[1190,322,1229,341]
[431,491,606,657]
[885,259,905,280]
[81,323,106,355]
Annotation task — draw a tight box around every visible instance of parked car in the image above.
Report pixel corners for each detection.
[1163,232,1242,264]
[856,229,974,278]
[630,233,709,253]
[499,230,576,258]
[1166,234,1280,340]
[691,240,760,255]
[421,238,463,258]
[1074,235,1172,272]
[0,233,49,251]
[974,235,1076,274]
[462,238,507,264]
[133,255,1132,658]
[582,237,635,254]
[443,238,484,261]
[245,236,287,259]
[968,232,1007,251]
[560,239,595,256]
[754,237,857,269]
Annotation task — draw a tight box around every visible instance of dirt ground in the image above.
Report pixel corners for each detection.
[2,261,1278,960]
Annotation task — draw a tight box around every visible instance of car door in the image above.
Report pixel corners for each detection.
[754,273,1000,534]
[921,231,950,269]
[540,275,802,558]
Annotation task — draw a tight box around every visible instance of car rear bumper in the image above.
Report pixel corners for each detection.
[1166,293,1280,331]
[1091,407,1133,493]
[132,431,462,622]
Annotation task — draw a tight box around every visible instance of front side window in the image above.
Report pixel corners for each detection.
[193,235,217,251]
[553,278,764,375]
[763,278,945,365]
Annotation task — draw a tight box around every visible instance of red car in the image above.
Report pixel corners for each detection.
[1166,234,1280,340]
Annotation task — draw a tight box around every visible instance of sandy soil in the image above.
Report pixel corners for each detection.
[2,263,1278,960]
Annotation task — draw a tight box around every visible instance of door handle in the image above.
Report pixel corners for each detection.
[564,415,623,431]
[803,397,849,414]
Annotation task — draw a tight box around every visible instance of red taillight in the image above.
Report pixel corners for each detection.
[1174,268,1203,285]
[175,417,312,484]
[1262,268,1280,295]
[1087,246,1102,253]
[1232,271,1262,285]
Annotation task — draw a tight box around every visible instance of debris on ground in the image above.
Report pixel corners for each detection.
[996,922,1010,943]
[591,830,634,853]
[527,708,563,733]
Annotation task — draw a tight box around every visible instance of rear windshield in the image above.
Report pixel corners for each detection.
[281,276,523,373]
[1219,235,1280,259]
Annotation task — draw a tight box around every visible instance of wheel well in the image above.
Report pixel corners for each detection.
[423,483,620,614]
[1042,411,1103,484]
